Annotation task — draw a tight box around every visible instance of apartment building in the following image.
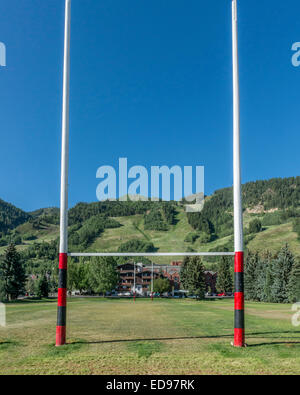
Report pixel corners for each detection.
[116,261,217,295]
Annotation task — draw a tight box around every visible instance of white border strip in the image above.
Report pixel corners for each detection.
[68,252,235,257]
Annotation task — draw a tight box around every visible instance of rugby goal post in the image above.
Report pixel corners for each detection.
[56,0,245,348]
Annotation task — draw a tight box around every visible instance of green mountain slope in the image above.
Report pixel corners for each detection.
[0,177,299,265]
[0,199,30,234]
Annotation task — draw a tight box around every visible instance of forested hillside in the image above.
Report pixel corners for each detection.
[187,176,300,246]
[0,199,30,235]
[0,176,299,269]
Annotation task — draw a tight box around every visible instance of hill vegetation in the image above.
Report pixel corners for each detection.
[0,199,30,235]
[0,176,299,272]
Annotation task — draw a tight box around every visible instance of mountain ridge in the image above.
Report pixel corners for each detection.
[0,176,299,263]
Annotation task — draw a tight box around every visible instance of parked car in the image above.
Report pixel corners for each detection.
[173,291,186,299]
[117,291,132,297]
[217,292,226,297]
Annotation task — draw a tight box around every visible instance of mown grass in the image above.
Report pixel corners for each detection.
[0,298,299,375]
[90,210,300,264]
[89,211,194,264]
[247,221,300,256]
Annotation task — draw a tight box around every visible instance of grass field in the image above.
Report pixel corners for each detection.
[0,298,299,375]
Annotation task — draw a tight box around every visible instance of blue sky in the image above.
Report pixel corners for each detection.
[0,0,299,212]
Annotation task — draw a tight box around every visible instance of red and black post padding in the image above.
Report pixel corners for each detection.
[234,251,245,347]
[56,253,68,346]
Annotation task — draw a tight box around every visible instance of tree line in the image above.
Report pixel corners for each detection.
[0,242,299,304]
[245,245,300,303]
[0,244,121,301]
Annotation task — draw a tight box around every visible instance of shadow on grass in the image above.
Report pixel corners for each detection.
[0,340,20,350]
[72,334,232,345]
[247,341,300,348]
[3,297,57,305]
[247,330,300,339]
[70,330,300,345]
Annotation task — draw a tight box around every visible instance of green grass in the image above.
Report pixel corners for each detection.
[89,211,195,264]
[247,222,300,255]
[0,298,299,375]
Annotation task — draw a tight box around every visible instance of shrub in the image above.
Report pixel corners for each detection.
[249,219,262,234]
[153,278,171,294]
[144,209,168,231]
[118,239,156,253]
[198,232,212,243]
[184,232,200,243]
[23,233,37,241]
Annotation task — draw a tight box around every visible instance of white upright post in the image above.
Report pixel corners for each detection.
[56,0,71,347]
[232,0,245,347]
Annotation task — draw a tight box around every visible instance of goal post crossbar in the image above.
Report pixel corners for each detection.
[68,252,235,257]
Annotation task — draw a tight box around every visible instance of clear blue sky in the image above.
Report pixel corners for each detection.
[0,0,299,212]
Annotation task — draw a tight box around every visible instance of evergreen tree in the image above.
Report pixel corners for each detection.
[271,244,294,303]
[180,256,190,291]
[255,255,267,301]
[216,257,233,293]
[0,243,26,300]
[287,259,300,303]
[263,251,274,303]
[244,251,258,301]
[180,256,206,299]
